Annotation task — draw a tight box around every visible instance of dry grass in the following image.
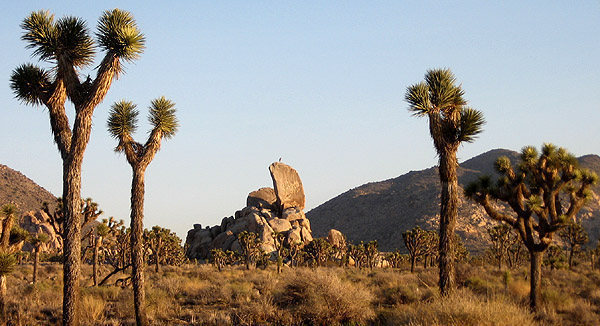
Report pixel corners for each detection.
[2,262,599,325]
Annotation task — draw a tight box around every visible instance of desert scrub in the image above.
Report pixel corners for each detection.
[382,288,536,326]
[274,268,375,325]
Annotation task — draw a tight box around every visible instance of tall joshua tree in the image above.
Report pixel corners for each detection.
[10,10,144,325]
[465,144,598,311]
[405,69,485,295]
[107,98,178,326]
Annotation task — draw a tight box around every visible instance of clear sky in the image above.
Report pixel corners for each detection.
[2,1,599,240]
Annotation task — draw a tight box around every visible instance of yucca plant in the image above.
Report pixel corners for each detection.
[405,69,485,296]
[10,9,144,326]
[29,232,50,284]
[465,144,598,311]
[92,223,110,286]
[107,97,178,326]
[0,204,26,323]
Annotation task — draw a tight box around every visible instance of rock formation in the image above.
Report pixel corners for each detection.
[186,162,312,260]
[20,210,62,252]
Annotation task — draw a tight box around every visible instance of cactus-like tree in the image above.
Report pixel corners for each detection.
[304,238,332,267]
[0,204,28,322]
[29,232,50,284]
[559,220,588,269]
[272,231,286,273]
[91,223,110,286]
[364,240,380,270]
[405,69,485,296]
[145,226,182,273]
[237,231,262,270]
[210,248,228,271]
[465,144,598,311]
[403,226,433,273]
[10,10,144,325]
[487,224,512,270]
[107,98,178,326]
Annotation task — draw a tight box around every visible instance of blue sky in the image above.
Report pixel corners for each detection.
[2,1,599,240]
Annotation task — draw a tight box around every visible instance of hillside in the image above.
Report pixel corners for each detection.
[0,164,57,213]
[307,149,600,252]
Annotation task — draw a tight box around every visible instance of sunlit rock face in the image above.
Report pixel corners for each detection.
[185,162,312,260]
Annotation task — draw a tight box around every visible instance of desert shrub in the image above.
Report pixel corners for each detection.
[274,268,374,325]
[80,295,106,325]
[381,289,536,326]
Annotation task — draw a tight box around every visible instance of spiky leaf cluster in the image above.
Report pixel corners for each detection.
[405,68,485,146]
[107,100,139,141]
[97,9,145,61]
[9,64,51,105]
[149,96,179,139]
[0,253,17,276]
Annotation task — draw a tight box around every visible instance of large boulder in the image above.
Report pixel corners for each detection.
[247,187,277,210]
[327,229,346,249]
[269,162,305,211]
[268,218,292,233]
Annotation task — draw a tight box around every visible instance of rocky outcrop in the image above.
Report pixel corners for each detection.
[269,162,305,211]
[20,210,62,252]
[186,162,312,260]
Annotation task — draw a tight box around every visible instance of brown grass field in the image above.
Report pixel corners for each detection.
[5,261,600,325]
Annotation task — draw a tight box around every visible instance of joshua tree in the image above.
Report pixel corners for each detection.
[304,238,332,267]
[544,245,566,270]
[487,224,512,270]
[386,250,405,269]
[10,10,144,325]
[107,98,178,325]
[237,231,262,270]
[29,232,50,284]
[403,226,433,273]
[0,204,27,321]
[559,220,588,269]
[210,249,228,272]
[91,223,110,286]
[405,69,485,296]
[145,226,182,273]
[465,144,598,311]
[272,231,286,273]
[364,240,380,270]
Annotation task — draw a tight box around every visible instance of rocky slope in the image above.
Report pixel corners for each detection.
[0,164,56,213]
[307,149,600,253]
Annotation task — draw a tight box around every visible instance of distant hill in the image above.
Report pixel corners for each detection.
[306,149,600,253]
[0,164,57,214]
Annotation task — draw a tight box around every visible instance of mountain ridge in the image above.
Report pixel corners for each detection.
[306,148,600,252]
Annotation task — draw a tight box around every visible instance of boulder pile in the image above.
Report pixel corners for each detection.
[20,210,62,252]
[185,162,313,260]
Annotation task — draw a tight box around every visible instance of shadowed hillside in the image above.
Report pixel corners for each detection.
[0,164,56,213]
[307,149,600,252]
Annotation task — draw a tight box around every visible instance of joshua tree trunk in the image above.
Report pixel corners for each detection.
[131,167,148,326]
[154,249,160,274]
[529,250,543,312]
[63,157,84,326]
[93,237,100,286]
[568,247,574,269]
[410,255,416,273]
[438,149,458,297]
[33,247,40,284]
[0,275,6,324]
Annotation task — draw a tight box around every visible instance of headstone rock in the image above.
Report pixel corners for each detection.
[269,162,305,211]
